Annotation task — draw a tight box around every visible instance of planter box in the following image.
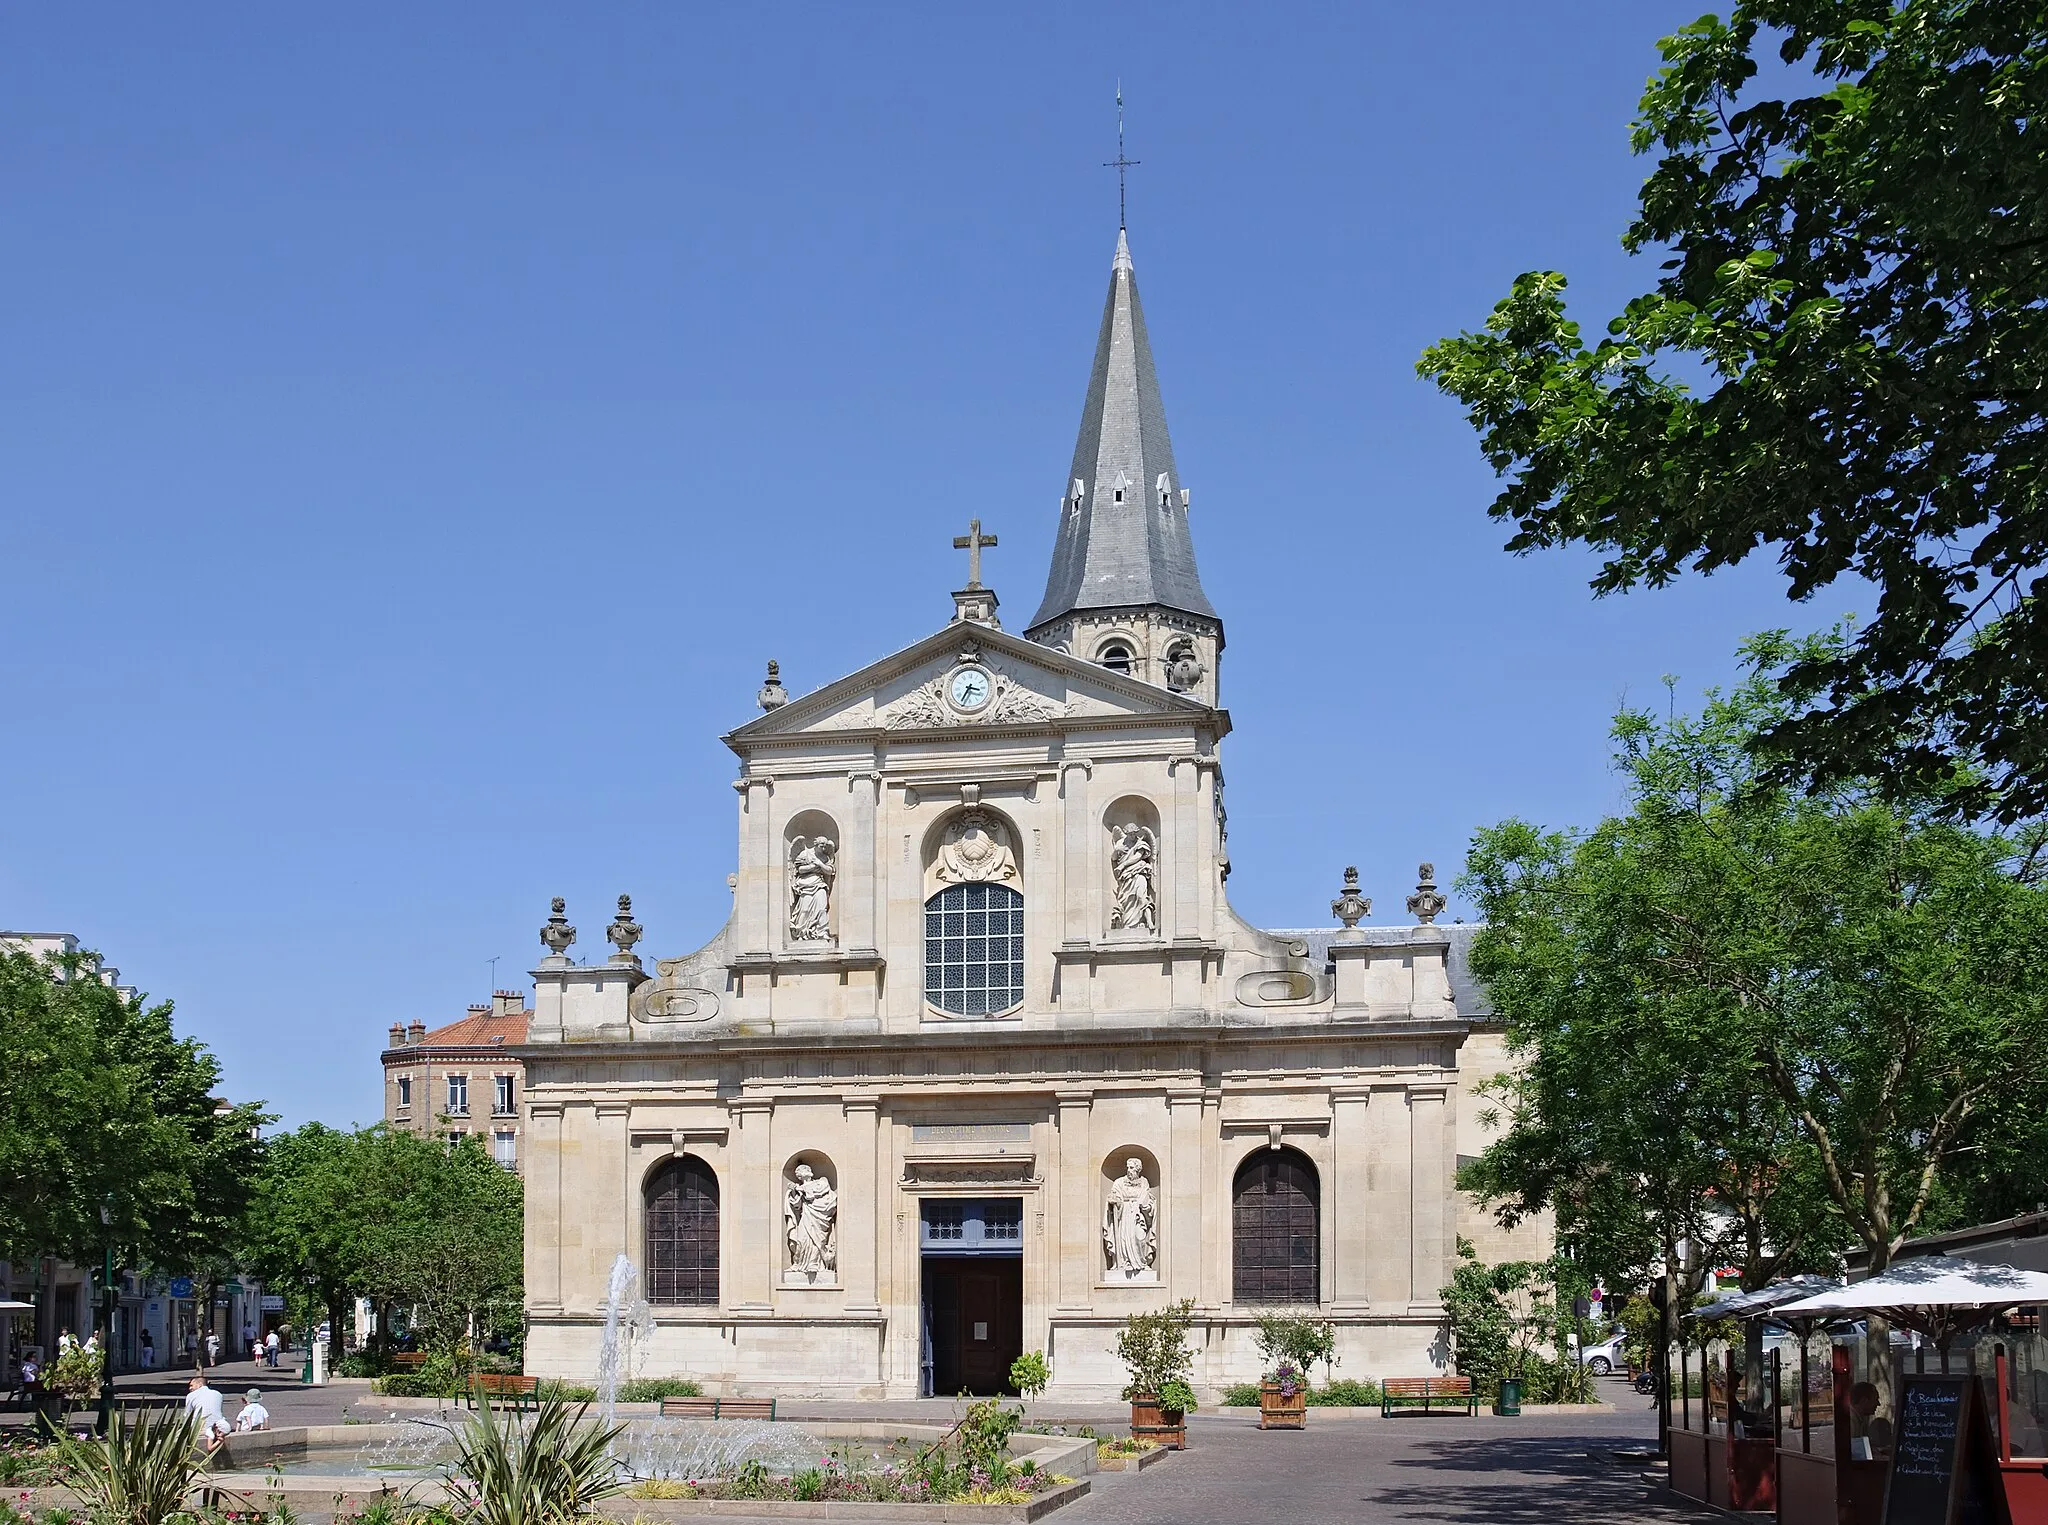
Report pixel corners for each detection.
[1096,1446,1169,1473]
[1128,1396,1186,1451]
[598,1477,1091,1522]
[1258,1382,1307,1430]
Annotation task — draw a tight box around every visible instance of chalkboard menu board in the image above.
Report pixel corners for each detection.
[1882,1375,1996,1525]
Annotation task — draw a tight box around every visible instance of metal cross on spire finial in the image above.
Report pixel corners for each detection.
[1103,83,1139,229]
[952,517,998,588]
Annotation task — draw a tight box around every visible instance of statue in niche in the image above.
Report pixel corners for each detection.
[1110,823,1158,934]
[934,809,1018,884]
[1103,1158,1158,1281]
[787,836,837,942]
[784,1162,838,1281]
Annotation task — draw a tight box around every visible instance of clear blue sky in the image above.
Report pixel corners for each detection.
[2,4,1852,1129]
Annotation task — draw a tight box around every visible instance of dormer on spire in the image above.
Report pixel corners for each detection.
[1027,230,1222,702]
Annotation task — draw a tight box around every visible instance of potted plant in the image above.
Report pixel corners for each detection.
[1116,1299,1197,1450]
[1252,1312,1335,1429]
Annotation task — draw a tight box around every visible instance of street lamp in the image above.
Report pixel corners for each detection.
[96,1200,116,1436]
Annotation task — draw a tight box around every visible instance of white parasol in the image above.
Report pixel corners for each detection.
[1776,1255,2048,1348]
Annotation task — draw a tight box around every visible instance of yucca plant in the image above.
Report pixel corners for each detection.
[53,1407,211,1525]
[449,1395,624,1525]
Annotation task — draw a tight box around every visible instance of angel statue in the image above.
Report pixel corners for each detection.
[1110,824,1158,934]
[788,835,837,942]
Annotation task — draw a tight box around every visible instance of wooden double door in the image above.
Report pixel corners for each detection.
[922,1257,1023,1396]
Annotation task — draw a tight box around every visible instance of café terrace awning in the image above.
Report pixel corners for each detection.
[1776,1255,2048,1347]
[1688,1275,1844,1323]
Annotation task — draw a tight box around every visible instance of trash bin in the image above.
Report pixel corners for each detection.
[1494,1378,1522,1416]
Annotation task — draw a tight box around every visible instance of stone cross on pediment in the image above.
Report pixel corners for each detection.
[952,518,998,588]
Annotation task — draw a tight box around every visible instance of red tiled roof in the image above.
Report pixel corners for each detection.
[401,1009,528,1050]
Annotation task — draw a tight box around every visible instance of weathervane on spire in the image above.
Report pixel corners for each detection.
[1103,83,1139,229]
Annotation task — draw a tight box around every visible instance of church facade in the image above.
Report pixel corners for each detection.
[517,230,1543,1399]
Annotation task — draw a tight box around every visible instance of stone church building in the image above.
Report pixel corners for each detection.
[517,230,1543,1399]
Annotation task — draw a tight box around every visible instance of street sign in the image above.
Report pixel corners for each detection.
[168,1277,194,1299]
[260,1295,284,1312]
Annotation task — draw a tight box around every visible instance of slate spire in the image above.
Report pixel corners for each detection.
[1027,229,1218,633]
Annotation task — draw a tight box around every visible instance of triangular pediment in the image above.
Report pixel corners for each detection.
[725,622,1216,748]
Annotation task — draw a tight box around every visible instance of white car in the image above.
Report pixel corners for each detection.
[1579,1333,1629,1375]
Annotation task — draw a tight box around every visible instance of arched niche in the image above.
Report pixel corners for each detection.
[643,1154,720,1307]
[781,1150,839,1287]
[1103,795,1163,939]
[1231,1146,1321,1307]
[783,809,840,946]
[1099,1146,1161,1285]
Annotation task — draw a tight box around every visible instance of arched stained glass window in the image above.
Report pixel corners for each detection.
[924,883,1025,1016]
[645,1155,719,1306]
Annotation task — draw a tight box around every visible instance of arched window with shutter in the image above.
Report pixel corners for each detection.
[645,1155,720,1306]
[1231,1148,1320,1305]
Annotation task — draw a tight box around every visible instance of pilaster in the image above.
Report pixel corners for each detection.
[1363,1083,1411,1308]
[1166,1090,1203,1301]
[526,1101,564,1311]
[842,1095,881,1313]
[727,1099,775,1308]
[1055,1090,1093,1309]
[592,1100,631,1303]
[1408,1085,1450,1312]
[1328,1087,1373,1312]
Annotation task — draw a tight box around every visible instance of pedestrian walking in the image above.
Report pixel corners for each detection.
[139,1329,155,1370]
[264,1330,280,1369]
[204,1331,220,1366]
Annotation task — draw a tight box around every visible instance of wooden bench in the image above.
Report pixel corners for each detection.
[656,1396,777,1421]
[658,1396,719,1419]
[389,1352,428,1372]
[467,1374,540,1411]
[1381,1376,1476,1417]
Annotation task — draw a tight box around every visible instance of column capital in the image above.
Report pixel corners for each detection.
[842,1094,882,1117]
[1166,1089,1205,1109]
[594,1101,631,1120]
[1054,1089,1094,1108]
[727,1097,776,1117]
[1408,1085,1451,1102]
[1329,1086,1375,1105]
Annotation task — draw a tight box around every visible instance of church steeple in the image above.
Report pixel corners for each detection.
[1027,230,1221,699]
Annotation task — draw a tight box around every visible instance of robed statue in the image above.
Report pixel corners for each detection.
[1103,1158,1157,1280]
[785,1163,838,1279]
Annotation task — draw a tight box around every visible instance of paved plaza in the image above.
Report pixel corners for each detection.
[9,1368,1723,1524]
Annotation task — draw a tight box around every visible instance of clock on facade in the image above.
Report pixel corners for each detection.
[948,667,992,711]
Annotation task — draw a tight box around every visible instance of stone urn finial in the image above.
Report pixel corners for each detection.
[540,896,577,958]
[1407,863,1447,925]
[758,660,788,712]
[607,894,643,962]
[1331,866,1371,929]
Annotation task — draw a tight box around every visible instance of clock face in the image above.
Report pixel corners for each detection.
[948,667,992,710]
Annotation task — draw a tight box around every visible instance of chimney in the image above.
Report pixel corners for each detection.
[388,1023,405,1048]
[406,1019,426,1045]
[492,990,526,1018]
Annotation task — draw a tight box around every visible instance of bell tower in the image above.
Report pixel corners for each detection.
[1025,230,1221,704]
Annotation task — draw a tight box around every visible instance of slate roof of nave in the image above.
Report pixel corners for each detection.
[1269,923,1495,1019]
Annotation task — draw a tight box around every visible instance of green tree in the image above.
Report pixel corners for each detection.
[0,945,267,1278]
[1419,2,2048,821]
[241,1123,522,1363]
[1461,639,2048,1398]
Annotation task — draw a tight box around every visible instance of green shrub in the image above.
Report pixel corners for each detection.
[1220,1383,1263,1407]
[613,1378,701,1403]
[534,1380,599,1402]
[1114,1300,1196,1403]
[1009,1351,1050,1403]
[1307,1379,1383,1407]
[451,1394,624,1525]
[377,1374,458,1398]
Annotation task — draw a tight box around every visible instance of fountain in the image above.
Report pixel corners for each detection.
[595,1252,638,1429]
